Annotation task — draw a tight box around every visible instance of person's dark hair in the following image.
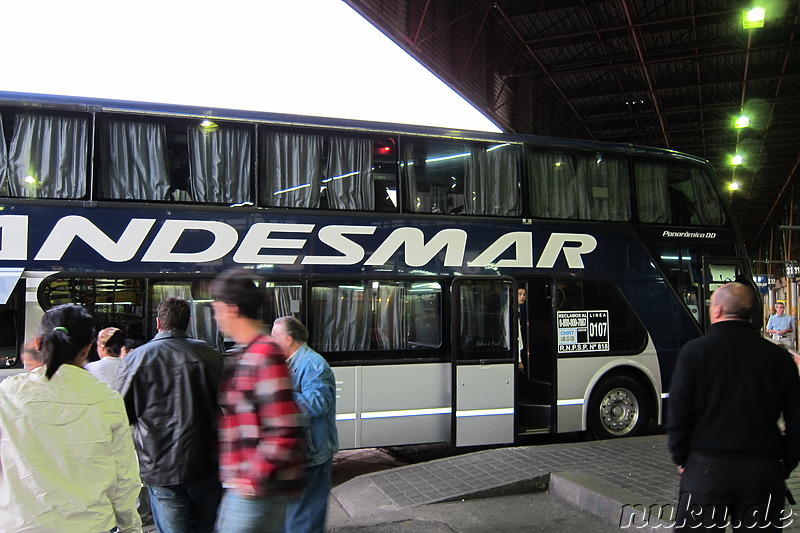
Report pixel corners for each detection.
[210,268,265,320]
[37,304,95,380]
[123,338,143,353]
[98,327,126,357]
[157,297,191,330]
[125,320,145,343]
[274,316,309,344]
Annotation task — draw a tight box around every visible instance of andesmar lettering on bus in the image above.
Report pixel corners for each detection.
[0,215,598,269]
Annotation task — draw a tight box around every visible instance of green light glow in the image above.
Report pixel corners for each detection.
[743,7,765,29]
[735,115,750,128]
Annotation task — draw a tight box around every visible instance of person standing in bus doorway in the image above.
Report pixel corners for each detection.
[0,304,142,533]
[113,297,224,533]
[271,316,338,533]
[766,302,794,349]
[210,269,305,533]
[86,327,125,386]
[667,283,800,530]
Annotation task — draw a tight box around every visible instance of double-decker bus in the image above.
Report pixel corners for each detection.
[0,91,751,445]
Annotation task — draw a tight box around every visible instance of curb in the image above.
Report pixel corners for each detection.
[550,470,674,532]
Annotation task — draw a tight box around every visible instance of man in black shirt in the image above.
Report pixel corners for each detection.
[667,282,800,530]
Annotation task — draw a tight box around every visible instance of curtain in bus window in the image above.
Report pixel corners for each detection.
[190,293,220,350]
[188,126,251,204]
[406,282,442,349]
[402,143,419,211]
[0,115,7,196]
[325,137,374,210]
[575,155,630,221]
[458,282,511,353]
[150,283,221,349]
[311,285,369,351]
[269,285,302,322]
[460,283,484,348]
[100,121,170,201]
[374,283,408,350]
[690,168,726,225]
[528,152,582,219]
[261,131,323,208]
[634,162,670,223]
[465,144,521,216]
[7,113,88,199]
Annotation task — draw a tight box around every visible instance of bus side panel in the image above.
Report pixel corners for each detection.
[333,366,358,450]
[555,347,662,433]
[335,363,451,449]
[455,364,515,446]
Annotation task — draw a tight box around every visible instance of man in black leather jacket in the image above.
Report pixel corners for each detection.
[114,297,224,533]
[667,282,800,530]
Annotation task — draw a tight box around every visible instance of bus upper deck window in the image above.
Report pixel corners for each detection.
[403,139,520,216]
[4,113,89,200]
[634,161,726,226]
[527,150,629,221]
[260,130,396,212]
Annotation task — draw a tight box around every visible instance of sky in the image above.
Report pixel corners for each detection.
[3,0,501,132]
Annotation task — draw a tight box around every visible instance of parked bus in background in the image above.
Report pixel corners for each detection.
[0,92,753,443]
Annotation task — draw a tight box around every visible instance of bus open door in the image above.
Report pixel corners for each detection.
[451,277,515,447]
[516,278,556,435]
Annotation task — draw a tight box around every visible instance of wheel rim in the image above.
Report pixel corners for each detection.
[598,387,639,436]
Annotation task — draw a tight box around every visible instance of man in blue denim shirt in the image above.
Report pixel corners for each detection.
[272,316,338,533]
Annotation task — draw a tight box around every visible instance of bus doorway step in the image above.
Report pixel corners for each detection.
[519,379,552,404]
[518,427,550,436]
[517,402,551,433]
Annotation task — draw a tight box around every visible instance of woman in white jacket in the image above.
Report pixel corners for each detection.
[0,304,142,533]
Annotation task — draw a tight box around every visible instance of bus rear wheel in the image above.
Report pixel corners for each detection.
[587,375,651,439]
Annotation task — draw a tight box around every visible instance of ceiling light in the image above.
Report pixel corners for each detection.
[735,115,750,128]
[743,7,766,29]
[728,181,740,191]
[731,154,744,166]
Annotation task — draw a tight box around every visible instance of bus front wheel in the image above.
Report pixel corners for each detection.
[587,375,651,439]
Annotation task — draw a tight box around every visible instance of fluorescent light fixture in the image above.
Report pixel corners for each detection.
[735,115,750,128]
[743,7,766,29]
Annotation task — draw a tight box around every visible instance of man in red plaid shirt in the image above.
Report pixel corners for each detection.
[211,268,305,532]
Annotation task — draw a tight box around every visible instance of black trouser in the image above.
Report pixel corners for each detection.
[675,452,787,531]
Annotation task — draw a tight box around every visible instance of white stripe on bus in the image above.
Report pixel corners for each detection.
[360,407,452,420]
[557,398,585,406]
[455,408,514,418]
